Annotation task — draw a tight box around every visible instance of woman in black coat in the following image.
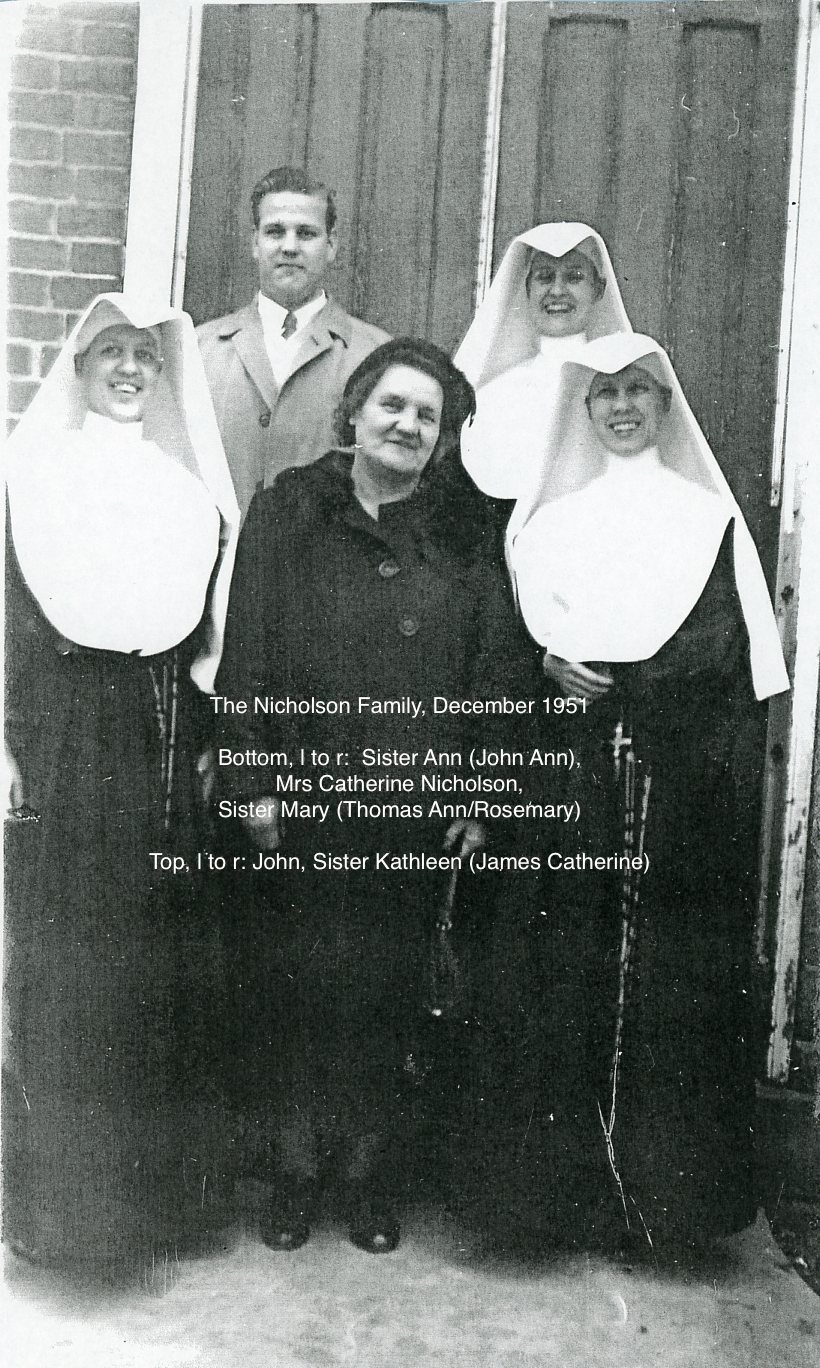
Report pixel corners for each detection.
[215,338,530,1253]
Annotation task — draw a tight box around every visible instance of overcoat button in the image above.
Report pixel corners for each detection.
[378,559,401,579]
[258,411,271,428]
[398,616,419,637]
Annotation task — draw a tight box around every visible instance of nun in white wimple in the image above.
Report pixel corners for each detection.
[492,334,788,1253]
[508,333,788,701]
[454,223,632,500]
[4,294,236,1274]
[6,293,239,684]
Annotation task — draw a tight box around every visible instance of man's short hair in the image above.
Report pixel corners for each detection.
[250,166,337,234]
[334,338,476,450]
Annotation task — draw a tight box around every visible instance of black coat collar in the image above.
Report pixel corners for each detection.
[294,449,488,567]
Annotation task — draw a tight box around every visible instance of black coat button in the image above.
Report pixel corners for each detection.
[258,411,271,428]
[378,559,401,579]
[398,616,419,637]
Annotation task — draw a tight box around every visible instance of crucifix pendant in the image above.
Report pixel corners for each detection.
[612,718,632,780]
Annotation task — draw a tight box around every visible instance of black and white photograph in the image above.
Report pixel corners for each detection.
[3,0,819,1363]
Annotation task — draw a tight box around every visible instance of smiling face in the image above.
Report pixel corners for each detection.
[352,364,444,486]
[525,247,604,338]
[74,324,163,422]
[252,190,338,309]
[586,363,672,456]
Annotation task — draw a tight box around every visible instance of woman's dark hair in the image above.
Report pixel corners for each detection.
[333,338,490,561]
[334,337,476,453]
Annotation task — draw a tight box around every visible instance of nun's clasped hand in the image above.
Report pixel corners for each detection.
[542,652,614,702]
[242,798,282,850]
[444,818,486,859]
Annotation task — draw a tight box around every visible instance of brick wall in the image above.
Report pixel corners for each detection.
[7,2,140,428]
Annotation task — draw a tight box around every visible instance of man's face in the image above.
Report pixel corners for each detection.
[74,324,163,423]
[526,248,603,338]
[586,363,671,457]
[252,191,338,309]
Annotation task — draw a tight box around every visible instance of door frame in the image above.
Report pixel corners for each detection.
[756,0,820,1084]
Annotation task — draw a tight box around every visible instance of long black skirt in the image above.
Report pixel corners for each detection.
[465,662,764,1252]
[3,643,225,1272]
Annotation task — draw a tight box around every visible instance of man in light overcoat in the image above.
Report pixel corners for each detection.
[198,166,389,522]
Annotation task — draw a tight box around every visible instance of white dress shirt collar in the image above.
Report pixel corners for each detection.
[257,290,327,336]
[257,291,328,387]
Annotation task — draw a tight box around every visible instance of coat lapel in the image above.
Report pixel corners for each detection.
[289,298,352,381]
[231,306,279,411]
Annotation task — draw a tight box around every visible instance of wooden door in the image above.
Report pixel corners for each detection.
[182,1,803,1081]
[186,1,796,564]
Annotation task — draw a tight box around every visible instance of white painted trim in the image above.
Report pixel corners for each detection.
[763,0,820,1083]
[769,0,814,511]
[171,4,205,308]
[123,1,202,310]
[474,1,508,309]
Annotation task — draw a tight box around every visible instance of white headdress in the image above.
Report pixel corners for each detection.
[507,333,788,701]
[455,223,632,390]
[6,293,239,671]
[454,224,633,499]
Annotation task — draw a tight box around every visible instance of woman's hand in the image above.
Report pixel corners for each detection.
[242,797,282,850]
[196,747,217,806]
[542,652,614,702]
[443,818,486,859]
[4,746,24,811]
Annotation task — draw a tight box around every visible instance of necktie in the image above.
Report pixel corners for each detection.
[281,311,297,340]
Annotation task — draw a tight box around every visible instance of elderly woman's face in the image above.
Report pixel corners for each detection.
[74,324,163,423]
[586,363,671,457]
[352,364,444,480]
[526,248,602,338]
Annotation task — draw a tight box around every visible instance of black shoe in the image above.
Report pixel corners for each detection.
[347,1184,400,1254]
[260,1175,316,1252]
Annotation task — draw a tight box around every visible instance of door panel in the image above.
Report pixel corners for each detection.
[303,4,371,311]
[353,4,448,336]
[666,15,777,536]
